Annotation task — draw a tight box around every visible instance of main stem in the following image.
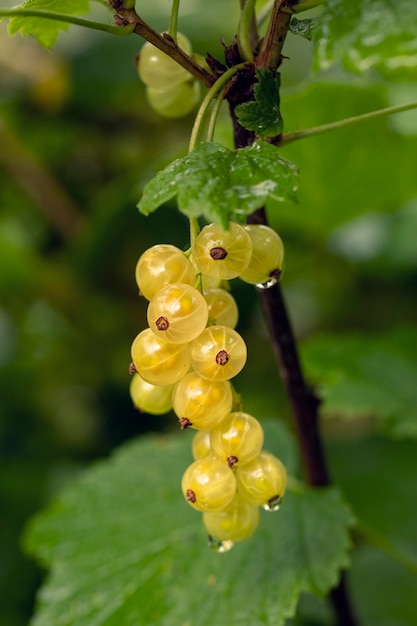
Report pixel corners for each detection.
[246,181,358,626]
[228,2,359,625]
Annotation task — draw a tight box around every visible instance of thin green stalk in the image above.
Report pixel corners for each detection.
[168,0,180,41]
[206,86,226,142]
[238,0,257,62]
[189,217,200,250]
[0,8,135,36]
[280,100,417,146]
[188,63,247,152]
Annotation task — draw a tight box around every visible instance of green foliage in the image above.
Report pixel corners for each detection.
[6,0,91,48]
[235,68,283,137]
[302,326,417,439]
[138,141,299,227]
[314,0,417,78]
[272,82,417,238]
[24,421,354,626]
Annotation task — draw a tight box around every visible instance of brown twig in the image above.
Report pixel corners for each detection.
[256,0,293,69]
[225,3,360,624]
[108,1,215,88]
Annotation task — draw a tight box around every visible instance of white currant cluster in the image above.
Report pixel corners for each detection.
[137,33,200,118]
[130,221,287,551]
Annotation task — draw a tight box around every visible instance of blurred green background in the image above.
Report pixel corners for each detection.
[1,2,417,624]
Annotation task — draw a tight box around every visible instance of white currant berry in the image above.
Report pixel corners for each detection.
[204,288,239,328]
[190,325,247,382]
[138,33,192,89]
[181,455,236,512]
[236,451,287,510]
[147,283,208,344]
[193,222,252,280]
[203,493,260,545]
[131,328,190,385]
[240,224,284,287]
[172,371,232,430]
[129,373,173,415]
[210,411,264,467]
[191,430,212,460]
[146,80,200,118]
[135,244,195,300]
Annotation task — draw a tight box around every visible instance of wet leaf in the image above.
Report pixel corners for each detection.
[302,326,417,438]
[235,68,284,137]
[138,141,299,227]
[314,0,417,78]
[24,421,353,626]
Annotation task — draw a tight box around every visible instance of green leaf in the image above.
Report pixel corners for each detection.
[138,141,298,227]
[313,0,417,78]
[289,17,317,41]
[7,0,91,48]
[302,326,417,439]
[24,421,353,626]
[235,68,283,137]
[327,436,417,625]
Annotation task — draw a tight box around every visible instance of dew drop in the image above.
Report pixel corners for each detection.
[256,269,282,290]
[207,535,234,553]
[263,494,283,512]
[256,276,278,290]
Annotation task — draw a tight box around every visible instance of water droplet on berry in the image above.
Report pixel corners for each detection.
[256,276,277,289]
[207,535,234,553]
[256,268,282,290]
[263,494,283,512]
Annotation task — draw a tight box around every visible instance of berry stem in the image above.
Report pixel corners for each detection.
[237,0,258,62]
[188,63,247,152]
[206,88,226,142]
[168,0,180,41]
